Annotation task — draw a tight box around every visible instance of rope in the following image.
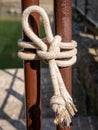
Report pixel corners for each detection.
[18,5,77,127]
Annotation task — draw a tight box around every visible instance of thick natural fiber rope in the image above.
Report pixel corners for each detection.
[18,5,77,127]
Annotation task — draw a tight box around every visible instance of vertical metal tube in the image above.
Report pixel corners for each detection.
[21,1,41,130]
[54,0,72,130]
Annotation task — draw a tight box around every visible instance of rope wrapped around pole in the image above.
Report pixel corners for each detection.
[18,5,77,127]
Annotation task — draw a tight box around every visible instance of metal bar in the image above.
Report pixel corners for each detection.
[54,0,72,130]
[85,0,88,16]
[75,0,77,7]
[21,1,41,130]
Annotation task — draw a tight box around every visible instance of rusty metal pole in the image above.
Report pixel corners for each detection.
[21,1,41,130]
[54,0,72,130]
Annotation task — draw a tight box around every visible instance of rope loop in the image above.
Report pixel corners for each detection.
[18,5,77,127]
[37,35,61,61]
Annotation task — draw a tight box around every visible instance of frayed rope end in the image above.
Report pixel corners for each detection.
[50,95,77,127]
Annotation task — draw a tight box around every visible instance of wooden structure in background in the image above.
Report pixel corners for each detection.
[73,0,98,35]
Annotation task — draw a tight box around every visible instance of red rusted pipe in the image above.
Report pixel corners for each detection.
[54,0,72,130]
[21,1,41,130]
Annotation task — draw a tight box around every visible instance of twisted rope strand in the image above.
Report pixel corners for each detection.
[18,5,77,127]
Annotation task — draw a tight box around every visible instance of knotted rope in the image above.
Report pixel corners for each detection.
[18,5,77,126]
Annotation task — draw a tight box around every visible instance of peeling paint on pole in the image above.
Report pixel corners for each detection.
[54,0,72,130]
[21,0,41,130]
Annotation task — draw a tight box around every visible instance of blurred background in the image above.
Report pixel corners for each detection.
[0,0,52,69]
[0,0,22,69]
[0,0,98,130]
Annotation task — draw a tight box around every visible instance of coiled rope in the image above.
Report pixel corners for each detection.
[18,5,77,127]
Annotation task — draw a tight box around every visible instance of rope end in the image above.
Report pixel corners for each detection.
[50,95,77,127]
